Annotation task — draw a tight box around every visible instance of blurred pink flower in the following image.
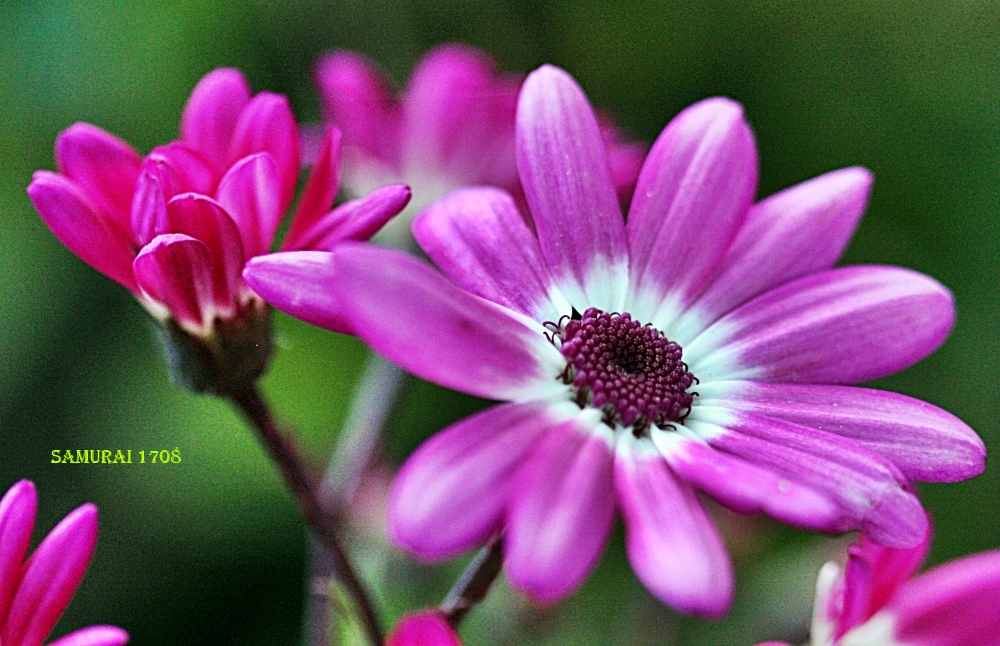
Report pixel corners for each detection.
[760,531,1000,646]
[315,44,643,247]
[28,68,409,340]
[0,480,128,646]
[386,610,462,646]
[245,66,983,616]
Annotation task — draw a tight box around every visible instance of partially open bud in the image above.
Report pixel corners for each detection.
[387,610,463,646]
[29,67,410,397]
[757,527,1000,646]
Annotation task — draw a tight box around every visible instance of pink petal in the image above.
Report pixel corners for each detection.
[413,187,568,322]
[27,171,138,292]
[516,65,628,312]
[131,145,218,248]
[892,550,1000,646]
[134,234,216,330]
[615,435,733,618]
[698,382,984,483]
[296,243,564,400]
[229,92,301,213]
[215,152,282,258]
[165,194,245,312]
[3,504,98,646]
[839,532,930,636]
[470,73,520,191]
[47,626,129,646]
[401,44,518,187]
[687,265,954,385]
[242,252,350,334]
[129,168,167,249]
[314,50,400,166]
[284,184,410,252]
[180,68,252,175]
[299,122,324,167]
[676,166,872,336]
[597,111,645,207]
[606,137,645,207]
[655,434,840,531]
[0,481,37,629]
[144,142,217,198]
[388,401,554,561]
[701,411,928,547]
[387,611,462,646]
[284,126,342,248]
[505,415,615,604]
[626,97,757,324]
[54,123,142,234]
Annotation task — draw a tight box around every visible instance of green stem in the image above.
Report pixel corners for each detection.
[321,354,405,505]
[305,354,405,645]
[441,535,505,627]
[229,385,384,646]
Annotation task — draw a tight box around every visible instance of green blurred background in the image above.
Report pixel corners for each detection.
[2,1,998,644]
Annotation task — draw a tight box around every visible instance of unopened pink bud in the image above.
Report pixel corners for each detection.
[386,610,463,646]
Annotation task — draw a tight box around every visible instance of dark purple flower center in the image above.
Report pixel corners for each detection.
[546,307,696,435]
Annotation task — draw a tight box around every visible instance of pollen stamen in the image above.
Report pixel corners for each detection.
[547,307,696,435]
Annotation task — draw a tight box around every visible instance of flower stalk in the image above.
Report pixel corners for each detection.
[441,535,505,627]
[228,385,384,646]
[320,354,407,507]
[304,353,407,646]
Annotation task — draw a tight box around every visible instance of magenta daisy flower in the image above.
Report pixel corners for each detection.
[315,44,643,247]
[759,529,1000,646]
[244,65,984,616]
[28,68,408,390]
[0,480,128,646]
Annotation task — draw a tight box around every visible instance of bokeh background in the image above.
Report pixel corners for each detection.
[2,1,999,644]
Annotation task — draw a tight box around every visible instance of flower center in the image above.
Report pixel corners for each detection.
[546,307,697,435]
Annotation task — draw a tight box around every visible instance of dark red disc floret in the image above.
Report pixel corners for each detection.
[547,307,696,434]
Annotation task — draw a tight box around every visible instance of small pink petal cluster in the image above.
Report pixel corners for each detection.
[386,611,463,646]
[245,64,984,616]
[315,44,643,246]
[0,480,127,646]
[28,68,409,340]
[759,531,1000,646]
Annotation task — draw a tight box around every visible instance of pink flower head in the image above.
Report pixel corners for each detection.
[0,480,128,646]
[386,610,463,646]
[244,65,984,616]
[29,67,410,334]
[28,68,409,391]
[315,44,643,247]
[760,531,1000,646]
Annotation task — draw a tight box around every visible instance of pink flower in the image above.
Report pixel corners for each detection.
[760,532,1000,646]
[0,480,128,646]
[29,67,409,334]
[386,611,463,646]
[28,68,409,391]
[315,44,643,247]
[244,65,984,616]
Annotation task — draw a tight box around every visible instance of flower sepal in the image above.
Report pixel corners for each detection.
[154,298,273,395]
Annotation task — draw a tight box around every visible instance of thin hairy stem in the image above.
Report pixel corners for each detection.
[306,354,405,645]
[442,535,505,627]
[322,355,406,506]
[229,385,384,646]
